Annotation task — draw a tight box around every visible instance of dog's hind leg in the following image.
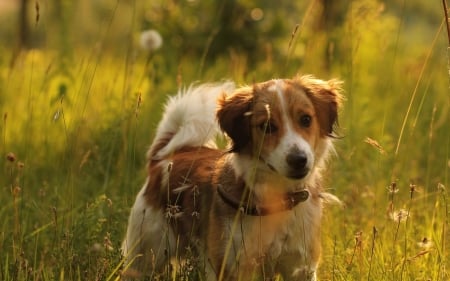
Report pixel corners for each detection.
[121,180,176,279]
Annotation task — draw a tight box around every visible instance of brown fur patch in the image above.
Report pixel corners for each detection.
[145,147,225,248]
[217,88,253,152]
[143,164,164,208]
[294,76,343,137]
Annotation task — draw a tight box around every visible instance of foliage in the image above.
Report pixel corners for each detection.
[0,0,448,280]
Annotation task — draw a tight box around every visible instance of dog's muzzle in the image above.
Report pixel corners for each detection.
[286,150,310,179]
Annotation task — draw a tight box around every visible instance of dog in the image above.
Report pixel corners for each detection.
[122,75,343,281]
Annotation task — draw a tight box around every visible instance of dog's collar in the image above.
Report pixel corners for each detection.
[217,184,309,216]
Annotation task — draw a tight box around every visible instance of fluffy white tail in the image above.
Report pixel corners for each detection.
[147,82,235,160]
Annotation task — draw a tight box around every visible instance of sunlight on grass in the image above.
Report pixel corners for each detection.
[0,0,448,280]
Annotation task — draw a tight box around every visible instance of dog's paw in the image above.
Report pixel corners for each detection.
[292,266,316,281]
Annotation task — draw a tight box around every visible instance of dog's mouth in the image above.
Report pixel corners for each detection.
[286,168,310,180]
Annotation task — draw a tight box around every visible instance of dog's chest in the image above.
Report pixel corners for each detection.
[231,206,314,260]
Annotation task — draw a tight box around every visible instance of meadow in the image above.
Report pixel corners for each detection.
[0,0,448,280]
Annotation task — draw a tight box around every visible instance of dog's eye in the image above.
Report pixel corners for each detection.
[299,115,312,128]
[259,121,278,134]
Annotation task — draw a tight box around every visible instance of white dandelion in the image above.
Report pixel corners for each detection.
[417,237,433,250]
[389,208,410,222]
[140,29,163,51]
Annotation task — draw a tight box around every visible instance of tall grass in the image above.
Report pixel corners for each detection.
[0,0,448,280]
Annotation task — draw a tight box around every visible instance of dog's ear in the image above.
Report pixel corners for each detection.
[217,87,253,152]
[297,75,344,137]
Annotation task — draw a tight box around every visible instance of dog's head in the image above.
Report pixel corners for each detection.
[217,75,343,181]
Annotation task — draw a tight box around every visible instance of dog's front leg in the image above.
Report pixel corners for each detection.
[276,253,319,281]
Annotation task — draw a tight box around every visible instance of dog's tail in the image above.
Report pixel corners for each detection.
[147,82,235,161]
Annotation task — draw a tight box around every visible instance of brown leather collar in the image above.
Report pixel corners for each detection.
[217,184,309,216]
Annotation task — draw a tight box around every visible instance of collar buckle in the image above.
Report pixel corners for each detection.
[217,184,309,216]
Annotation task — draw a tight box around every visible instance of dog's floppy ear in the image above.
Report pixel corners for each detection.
[217,87,253,152]
[297,75,344,137]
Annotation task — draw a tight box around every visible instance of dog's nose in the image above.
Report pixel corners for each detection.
[286,151,308,170]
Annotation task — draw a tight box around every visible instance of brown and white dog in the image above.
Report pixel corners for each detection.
[122,75,343,281]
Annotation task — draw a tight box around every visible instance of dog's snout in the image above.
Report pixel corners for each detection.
[286,151,308,169]
[285,149,310,179]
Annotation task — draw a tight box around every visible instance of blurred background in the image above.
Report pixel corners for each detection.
[0,0,448,280]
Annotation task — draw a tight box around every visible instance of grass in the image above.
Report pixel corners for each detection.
[0,0,449,280]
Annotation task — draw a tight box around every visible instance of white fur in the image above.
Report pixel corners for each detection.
[149,82,235,160]
[270,79,314,178]
[122,179,177,275]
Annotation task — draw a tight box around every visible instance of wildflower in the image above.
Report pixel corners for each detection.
[389,208,409,222]
[166,204,182,219]
[6,152,16,162]
[140,29,163,51]
[417,237,433,250]
[387,182,399,194]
